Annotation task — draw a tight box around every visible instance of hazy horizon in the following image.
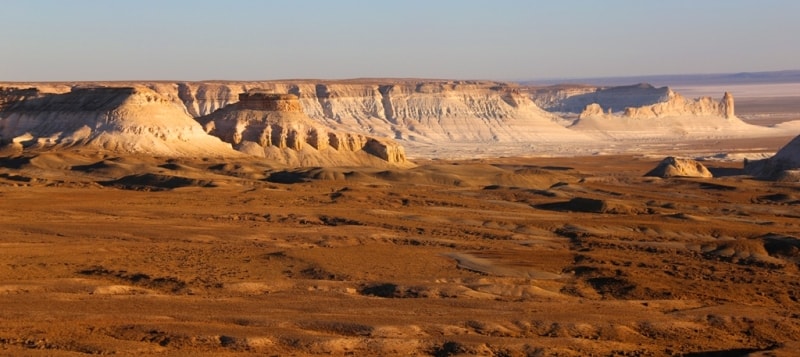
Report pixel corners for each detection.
[2,0,798,82]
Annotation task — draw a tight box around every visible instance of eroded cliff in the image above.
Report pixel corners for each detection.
[198,91,412,168]
[570,91,775,140]
[0,86,236,156]
[158,80,586,151]
[620,90,735,119]
[532,83,671,114]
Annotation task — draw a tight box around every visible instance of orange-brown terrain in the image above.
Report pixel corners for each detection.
[1,147,799,356]
[1,80,799,356]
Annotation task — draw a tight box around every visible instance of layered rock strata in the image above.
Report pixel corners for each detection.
[199,91,411,167]
[621,90,735,119]
[0,86,236,156]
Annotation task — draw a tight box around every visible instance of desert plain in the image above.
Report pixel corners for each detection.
[0,78,799,356]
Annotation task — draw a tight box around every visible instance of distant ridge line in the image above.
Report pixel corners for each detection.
[522,69,800,87]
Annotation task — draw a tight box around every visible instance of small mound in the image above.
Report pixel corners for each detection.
[754,193,800,205]
[92,285,151,295]
[703,238,785,266]
[645,157,712,178]
[761,234,800,261]
[100,173,216,191]
[536,197,647,214]
[663,212,708,221]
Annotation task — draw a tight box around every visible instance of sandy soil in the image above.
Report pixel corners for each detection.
[0,144,799,356]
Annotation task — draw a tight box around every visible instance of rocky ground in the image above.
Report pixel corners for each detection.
[0,146,798,356]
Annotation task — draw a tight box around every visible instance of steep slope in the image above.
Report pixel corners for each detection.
[0,87,237,157]
[2,80,794,159]
[198,91,412,168]
[168,81,590,147]
[531,83,671,113]
[745,134,800,180]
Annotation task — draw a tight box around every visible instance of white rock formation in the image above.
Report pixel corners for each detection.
[533,83,671,113]
[621,90,734,119]
[0,87,237,157]
[645,157,713,178]
[164,81,589,149]
[744,134,800,180]
[2,80,795,159]
[571,91,778,140]
[199,91,412,168]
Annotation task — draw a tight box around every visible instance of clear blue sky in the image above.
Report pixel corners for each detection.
[1,0,798,81]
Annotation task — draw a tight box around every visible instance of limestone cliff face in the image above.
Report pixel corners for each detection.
[147,81,585,148]
[531,83,671,113]
[529,85,599,111]
[570,91,776,140]
[0,87,236,156]
[198,91,411,168]
[0,87,40,109]
[1,80,591,158]
[620,90,736,119]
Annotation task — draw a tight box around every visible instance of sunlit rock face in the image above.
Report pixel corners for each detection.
[198,90,411,168]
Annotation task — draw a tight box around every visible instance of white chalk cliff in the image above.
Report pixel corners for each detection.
[0,87,237,157]
[198,91,412,168]
[570,91,775,140]
[156,81,590,150]
[1,80,794,160]
[533,83,671,114]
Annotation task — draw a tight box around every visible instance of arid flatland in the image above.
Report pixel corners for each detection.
[1,147,799,356]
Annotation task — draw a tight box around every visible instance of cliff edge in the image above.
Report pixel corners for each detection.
[0,86,236,157]
[198,91,412,168]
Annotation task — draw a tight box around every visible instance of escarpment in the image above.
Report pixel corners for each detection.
[1,80,792,159]
[198,91,412,168]
[620,90,736,119]
[534,83,671,113]
[0,86,236,156]
[570,91,775,140]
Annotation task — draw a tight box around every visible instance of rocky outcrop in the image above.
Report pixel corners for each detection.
[1,80,587,156]
[528,84,599,111]
[622,91,735,119]
[0,87,236,156]
[722,92,735,119]
[570,90,777,140]
[578,103,607,120]
[237,92,303,112]
[645,157,713,178]
[0,87,40,110]
[198,90,411,168]
[531,83,671,113]
[0,80,790,159]
[744,135,800,181]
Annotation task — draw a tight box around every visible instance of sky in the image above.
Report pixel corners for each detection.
[1,0,798,82]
